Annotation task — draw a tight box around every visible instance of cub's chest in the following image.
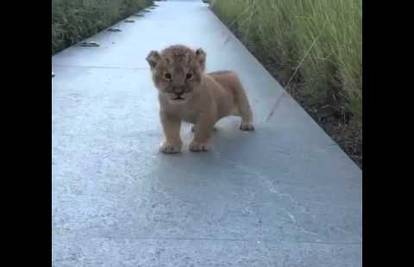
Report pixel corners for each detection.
[163,103,200,124]
[180,109,199,124]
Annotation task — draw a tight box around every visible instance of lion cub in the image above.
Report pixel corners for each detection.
[146,44,254,153]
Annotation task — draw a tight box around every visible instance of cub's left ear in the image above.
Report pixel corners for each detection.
[146,50,161,69]
[195,48,206,71]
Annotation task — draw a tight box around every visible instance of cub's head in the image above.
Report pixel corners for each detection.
[146,45,206,104]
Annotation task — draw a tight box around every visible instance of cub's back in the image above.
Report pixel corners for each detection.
[206,70,242,117]
[207,71,239,95]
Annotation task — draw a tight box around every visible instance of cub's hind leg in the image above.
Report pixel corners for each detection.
[233,78,254,131]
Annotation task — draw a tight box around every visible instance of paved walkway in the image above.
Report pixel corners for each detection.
[52,1,362,266]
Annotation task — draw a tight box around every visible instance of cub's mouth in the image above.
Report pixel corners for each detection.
[170,98,186,103]
[168,95,187,104]
[170,92,187,102]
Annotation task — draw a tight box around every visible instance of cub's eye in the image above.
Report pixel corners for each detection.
[164,73,172,80]
[186,73,193,80]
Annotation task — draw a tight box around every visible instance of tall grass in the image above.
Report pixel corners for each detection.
[211,0,362,127]
[52,0,153,54]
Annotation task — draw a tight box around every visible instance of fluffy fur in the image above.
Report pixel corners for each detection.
[146,44,254,153]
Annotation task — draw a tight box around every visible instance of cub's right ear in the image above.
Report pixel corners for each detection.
[195,48,206,71]
[146,51,161,68]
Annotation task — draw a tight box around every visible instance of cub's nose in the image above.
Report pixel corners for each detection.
[173,87,184,94]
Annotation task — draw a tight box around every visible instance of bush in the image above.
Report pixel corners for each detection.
[211,0,362,128]
[52,0,153,54]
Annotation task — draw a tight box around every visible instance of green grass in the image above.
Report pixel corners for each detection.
[211,0,362,128]
[52,0,153,54]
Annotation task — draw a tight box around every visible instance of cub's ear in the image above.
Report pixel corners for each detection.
[146,50,161,68]
[195,48,206,71]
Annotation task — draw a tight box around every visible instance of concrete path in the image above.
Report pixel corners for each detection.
[52,1,362,266]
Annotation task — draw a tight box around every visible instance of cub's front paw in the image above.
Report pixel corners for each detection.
[160,142,182,154]
[240,122,255,131]
[189,141,210,152]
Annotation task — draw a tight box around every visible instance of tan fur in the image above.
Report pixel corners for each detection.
[146,45,254,153]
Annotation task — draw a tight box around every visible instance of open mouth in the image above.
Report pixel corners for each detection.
[169,91,188,102]
[172,94,185,101]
